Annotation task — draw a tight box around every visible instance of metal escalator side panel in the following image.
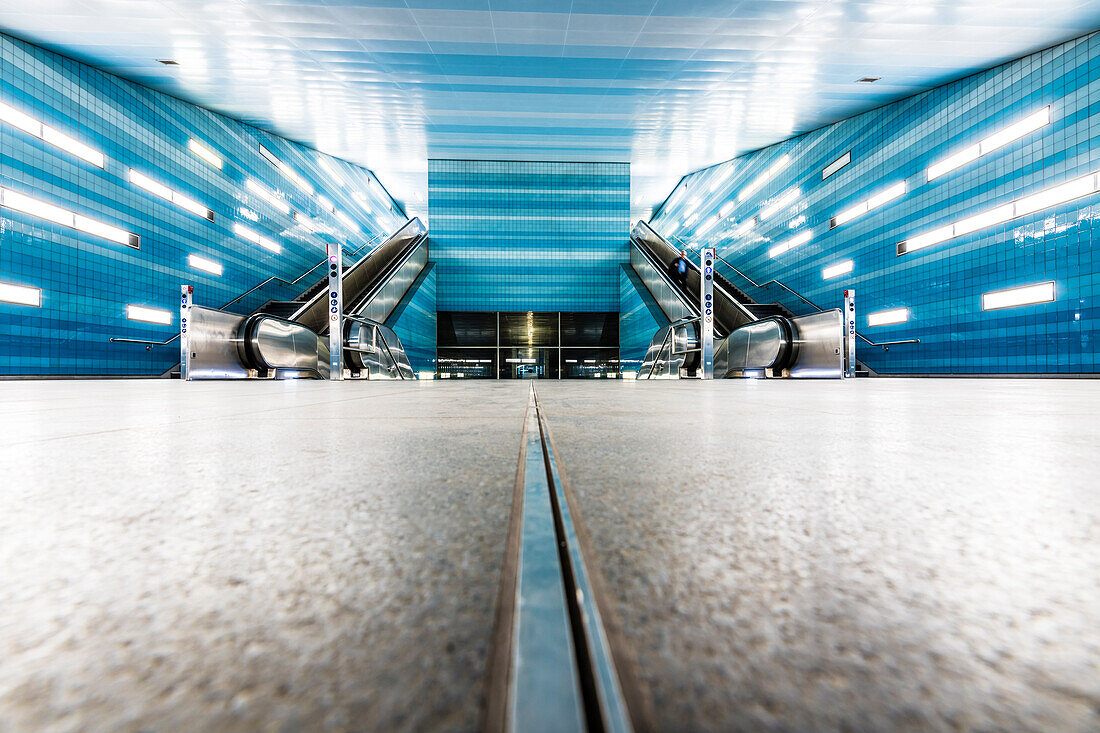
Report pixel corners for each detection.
[292,218,427,332]
[628,243,695,324]
[250,317,326,377]
[187,306,250,379]
[716,317,789,376]
[788,309,844,379]
[630,220,750,336]
[347,236,427,324]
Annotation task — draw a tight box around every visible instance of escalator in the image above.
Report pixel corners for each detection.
[186,218,428,380]
[629,220,843,379]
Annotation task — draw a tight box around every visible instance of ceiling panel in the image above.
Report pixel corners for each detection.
[0,0,1098,221]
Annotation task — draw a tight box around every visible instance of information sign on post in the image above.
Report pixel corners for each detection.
[844,289,856,378]
[180,284,193,381]
[328,246,343,380]
[700,247,715,379]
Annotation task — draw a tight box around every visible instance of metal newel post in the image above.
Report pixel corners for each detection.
[844,289,856,378]
[180,284,193,381]
[700,246,715,379]
[328,245,343,380]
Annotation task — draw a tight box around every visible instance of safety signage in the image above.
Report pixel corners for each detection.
[328,245,343,380]
[844,289,856,378]
[180,284,193,381]
[700,247,715,379]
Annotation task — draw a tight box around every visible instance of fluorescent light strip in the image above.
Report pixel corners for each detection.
[316,194,336,214]
[335,211,359,232]
[259,145,314,195]
[233,222,281,253]
[0,186,138,247]
[697,215,720,235]
[898,171,1099,255]
[719,200,736,217]
[981,281,1055,311]
[867,307,909,327]
[188,139,223,169]
[926,106,1050,181]
[0,281,42,307]
[760,188,800,220]
[768,230,811,258]
[832,181,906,228]
[734,217,757,237]
[0,100,105,168]
[245,179,291,215]
[822,260,853,280]
[293,211,316,232]
[318,158,342,183]
[708,167,733,193]
[739,154,790,202]
[188,254,223,276]
[127,304,172,325]
[129,169,214,221]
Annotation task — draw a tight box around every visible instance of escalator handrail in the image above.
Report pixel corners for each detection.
[633,220,758,324]
[629,238,699,318]
[344,231,427,318]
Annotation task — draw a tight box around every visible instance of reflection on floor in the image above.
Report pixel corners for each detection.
[1,379,1097,730]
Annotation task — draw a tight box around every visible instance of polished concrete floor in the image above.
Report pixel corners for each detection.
[1,378,1098,731]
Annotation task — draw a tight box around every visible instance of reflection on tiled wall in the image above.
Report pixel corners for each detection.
[0,32,406,375]
[619,265,666,373]
[651,33,1100,374]
[388,263,437,375]
[428,159,629,312]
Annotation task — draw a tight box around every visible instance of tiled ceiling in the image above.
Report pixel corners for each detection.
[2,0,1099,221]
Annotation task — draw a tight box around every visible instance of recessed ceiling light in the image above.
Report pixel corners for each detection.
[856,77,881,84]
[156,59,179,66]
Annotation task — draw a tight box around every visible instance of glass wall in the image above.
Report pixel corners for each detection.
[437,311,620,379]
[428,160,629,312]
[650,32,1100,374]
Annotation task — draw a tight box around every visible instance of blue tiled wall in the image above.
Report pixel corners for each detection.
[651,33,1100,374]
[387,263,437,375]
[619,265,666,373]
[0,32,406,376]
[428,159,628,312]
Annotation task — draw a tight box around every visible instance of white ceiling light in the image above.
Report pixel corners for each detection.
[759,187,800,220]
[822,260,854,279]
[188,139,223,169]
[245,178,291,215]
[0,186,138,247]
[981,281,1055,311]
[832,181,906,228]
[0,100,105,168]
[259,145,314,195]
[867,307,909,326]
[739,154,790,202]
[768,229,811,258]
[899,171,1098,255]
[188,253,223,276]
[233,222,280,253]
[129,169,214,221]
[0,281,42,307]
[127,304,172,325]
[926,106,1050,181]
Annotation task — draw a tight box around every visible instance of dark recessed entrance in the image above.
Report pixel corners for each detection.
[437,312,619,379]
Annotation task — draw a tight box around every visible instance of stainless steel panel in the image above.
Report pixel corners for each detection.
[789,310,844,379]
[295,218,427,332]
[715,318,786,376]
[345,319,415,379]
[252,317,327,377]
[187,306,249,379]
[638,320,698,379]
[630,244,693,324]
[352,241,427,324]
